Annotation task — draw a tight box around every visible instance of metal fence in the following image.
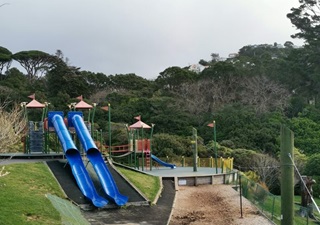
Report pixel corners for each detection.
[240,175,320,225]
[113,155,234,172]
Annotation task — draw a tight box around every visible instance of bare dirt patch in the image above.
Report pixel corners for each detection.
[169,184,273,225]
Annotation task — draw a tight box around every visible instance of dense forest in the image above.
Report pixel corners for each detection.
[2,0,320,194]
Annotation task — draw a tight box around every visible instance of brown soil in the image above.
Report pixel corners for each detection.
[169,184,273,225]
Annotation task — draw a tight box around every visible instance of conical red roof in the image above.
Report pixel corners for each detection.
[26,99,45,108]
[75,100,93,109]
[129,120,151,129]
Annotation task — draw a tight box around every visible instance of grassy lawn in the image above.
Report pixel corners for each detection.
[0,162,65,225]
[252,194,320,225]
[0,162,161,225]
[116,166,161,202]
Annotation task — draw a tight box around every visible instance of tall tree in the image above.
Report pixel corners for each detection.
[287,0,320,46]
[12,50,53,82]
[156,66,196,90]
[0,46,12,76]
[46,56,89,104]
[287,2,320,105]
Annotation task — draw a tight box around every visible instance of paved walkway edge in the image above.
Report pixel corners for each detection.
[152,176,163,205]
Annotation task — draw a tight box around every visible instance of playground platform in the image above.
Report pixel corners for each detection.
[141,166,222,177]
[0,152,64,159]
[132,166,238,188]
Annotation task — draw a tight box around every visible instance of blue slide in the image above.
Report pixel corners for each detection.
[151,154,176,169]
[51,114,108,208]
[72,114,128,206]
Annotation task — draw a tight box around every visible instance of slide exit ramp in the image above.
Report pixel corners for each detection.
[71,113,128,206]
[151,154,176,169]
[49,112,108,208]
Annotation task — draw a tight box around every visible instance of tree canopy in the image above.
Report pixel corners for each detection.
[12,50,53,82]
[0,46,12,75]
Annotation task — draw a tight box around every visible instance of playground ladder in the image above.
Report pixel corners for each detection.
[145,151,151,170]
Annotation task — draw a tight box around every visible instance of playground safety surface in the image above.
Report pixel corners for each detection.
[47,160,176,225]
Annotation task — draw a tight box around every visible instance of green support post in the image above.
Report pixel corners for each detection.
[141,125,144,171]
[134,130,137,168]
[213,121,218,174]
[149,124,155,171]
[108,103,111,159]
[192,128,198,172]
[91,103,97,137]
[280,125,294,225]
[87,108,91,124]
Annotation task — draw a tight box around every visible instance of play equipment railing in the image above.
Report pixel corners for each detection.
[171,156,234,172]
[103,144,131,154]
[133,156,234,172]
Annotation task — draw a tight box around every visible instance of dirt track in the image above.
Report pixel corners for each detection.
[169,184,273,225]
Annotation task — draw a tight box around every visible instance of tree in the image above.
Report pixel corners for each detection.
[155,67,196,90]
[289,116,320,155]
[240,76,291,113]
[152,133,193,157]
[109,73,153,92]
[250,153,280,192]
[304,153,320,198]
[284,41,294,48]
[287,2,320,106]
[0,46,12,76]
[0,102,27,152]
[46,57,89,103]
[12,50,53,82]
[287,0,320,45]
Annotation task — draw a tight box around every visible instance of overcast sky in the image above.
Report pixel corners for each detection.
[1,0,304,80]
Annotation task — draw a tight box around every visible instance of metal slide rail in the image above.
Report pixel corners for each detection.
[51,113,108,208]
[72,114,128,206]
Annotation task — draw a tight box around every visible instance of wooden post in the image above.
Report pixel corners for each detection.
[280,125,294,225]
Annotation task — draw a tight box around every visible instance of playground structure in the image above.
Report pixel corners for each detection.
[19,94,235,207]
[20,95,176,164]
[21,96,233,173]
[105,116,176,171]
[21,96,128,207]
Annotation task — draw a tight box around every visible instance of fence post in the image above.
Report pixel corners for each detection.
[272,196,275,221]
[280,125,294,225]
[239,174,243,218]
[221,158,224,173]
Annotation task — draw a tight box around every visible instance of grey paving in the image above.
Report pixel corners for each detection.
[139,166,221,177]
